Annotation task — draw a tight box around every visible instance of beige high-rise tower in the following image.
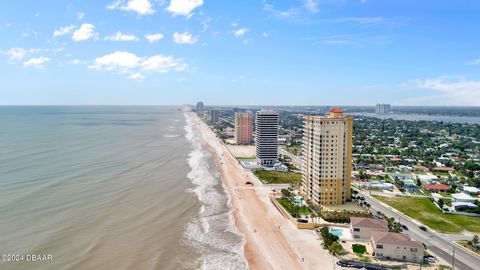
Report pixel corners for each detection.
[301,108,353,206]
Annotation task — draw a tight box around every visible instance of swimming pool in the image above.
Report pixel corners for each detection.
[330,228,343,237]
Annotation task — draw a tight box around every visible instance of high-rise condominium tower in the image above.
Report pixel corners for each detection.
[255,110,279,167]
[375,104,391,115]
[210,109,219,124]
[235,112,253,145]
[301,108,353,206]
[196,102,204,113]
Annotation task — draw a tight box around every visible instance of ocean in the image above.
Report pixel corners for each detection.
[0,106,246,270]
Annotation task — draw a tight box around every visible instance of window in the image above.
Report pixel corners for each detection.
[353,235,360,238]
[353,228,360,232]
[411,248,417,252]
[376,244,383,249]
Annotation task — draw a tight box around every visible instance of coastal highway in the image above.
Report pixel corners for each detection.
[362,192,479,270]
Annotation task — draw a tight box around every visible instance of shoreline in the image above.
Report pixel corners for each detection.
[189,112,335,270]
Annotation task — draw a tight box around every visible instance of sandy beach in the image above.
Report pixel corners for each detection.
[191,112,335,270]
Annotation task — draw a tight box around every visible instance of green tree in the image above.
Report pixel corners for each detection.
[438,199,445,209]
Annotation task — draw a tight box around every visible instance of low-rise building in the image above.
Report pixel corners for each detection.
[350,217,389,240]
[423,184,450,193]
[452,193,476,203]
[432,167,455,172]
[371,232,424,263]
[452,202,478,211]
[463,186,480,195]
[413,165,429,172]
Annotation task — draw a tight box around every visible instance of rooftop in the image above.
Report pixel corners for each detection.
[452,193,475,200]
[350,217,389,230]
[329,108,344,113]
[423,184,450,190]
[371,232,423,248]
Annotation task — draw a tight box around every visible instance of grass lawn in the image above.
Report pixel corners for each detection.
[253,170,302,184]
[286,146,301,155]
[434,172,450,177]
[276,198,311,214]
[286,163,300,171]
[352,244,367,254]
[457,240,480,255]
[373,195,480,233]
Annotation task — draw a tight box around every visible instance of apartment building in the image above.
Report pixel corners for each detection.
[301,108,353,206]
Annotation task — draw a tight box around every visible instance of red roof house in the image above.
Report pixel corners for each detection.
[423,184,450,192]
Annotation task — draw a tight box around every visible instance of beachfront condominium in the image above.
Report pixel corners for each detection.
[255,110,279,167]
[301,108,353,206]
[235,112,253,145]
[210,109,219,124]
[196,101,204,113]
[375,104,391,115]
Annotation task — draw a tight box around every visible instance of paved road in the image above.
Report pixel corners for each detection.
[362,192,478,270]
[279,148,302,169]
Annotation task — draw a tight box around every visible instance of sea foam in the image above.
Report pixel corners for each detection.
[182,113,247,270]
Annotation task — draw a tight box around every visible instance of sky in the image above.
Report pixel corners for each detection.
[1,0,480,106]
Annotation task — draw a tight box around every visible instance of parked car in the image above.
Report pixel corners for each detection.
[297,218,308,223]
[419,225,427,231]
[401,224,408,230]
[424,255,436,263]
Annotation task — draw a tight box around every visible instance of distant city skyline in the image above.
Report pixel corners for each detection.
[1,1,480,105]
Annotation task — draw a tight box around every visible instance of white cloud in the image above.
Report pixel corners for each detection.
[129,73,145,81]
[91,51,141,71]
[234,27,249,37]
[328,17,385,25]
[6,48,27,60]
[77,12,85,20]
[166,0,203,16]
[108,0,155,15]
[173,32,197,44]
[468,58,480,65]
[72,23,97,41]
[263,4,302,19]
[105,32,139,41]
[53,25,75,37]
[5,47,40,61]
[22,57,50,68]
[68,59,83,65]
[90,51,187,79]
[141,55,187,72]
[262,32,269,38]
[303,0,319,13]
[145,33,164,43]
[409,78,480,105]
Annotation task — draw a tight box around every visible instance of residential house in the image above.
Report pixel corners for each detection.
[452,202,478,211]
[371,232,424,263]
[423,184,450,193]
[350,217,389,240]
[452,193,476,203]
[413,165,429,172]
[463,186,480,196]
[432,167,455,173]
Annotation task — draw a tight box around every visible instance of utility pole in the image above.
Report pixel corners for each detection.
[451,245,456,269]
